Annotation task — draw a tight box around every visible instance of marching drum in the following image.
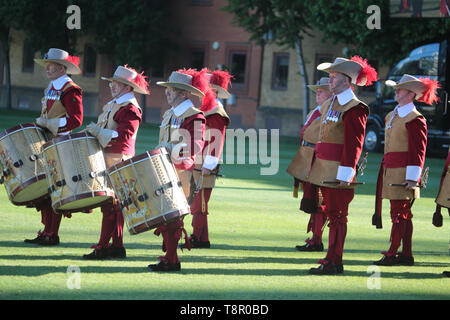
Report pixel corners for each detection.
[107,148,190,235]
[42,132,114,213]
[0,123,49,206]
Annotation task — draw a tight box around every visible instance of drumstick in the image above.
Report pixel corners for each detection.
[321,180,365,185]
[389,183,419,187]
[193,168,223,177]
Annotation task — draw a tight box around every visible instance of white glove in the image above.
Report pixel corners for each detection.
[36,117,62,136]
[97,128,117,148]
[36,117,46,128]
[86,122,101,137]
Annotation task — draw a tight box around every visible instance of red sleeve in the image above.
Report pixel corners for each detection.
[176,113,206,171]
[341,104,368,169]
[204,114,227,159]
[110,104,142,146]
[58,87,83,133]
[405,116,427,167]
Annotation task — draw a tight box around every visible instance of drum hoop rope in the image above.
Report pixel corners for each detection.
[46,134,69,210]
[114,161,138,234]
[128,153,151,230]
[154,149,183,221]
[147,152,167,223]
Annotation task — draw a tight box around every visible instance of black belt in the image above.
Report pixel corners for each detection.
[302,140,316,148]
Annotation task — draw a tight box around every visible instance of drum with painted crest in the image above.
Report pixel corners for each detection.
[0,123,49,206]
[107,148,190,235]
[41,132,114,213]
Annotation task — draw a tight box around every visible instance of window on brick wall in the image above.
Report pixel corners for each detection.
[83,44,97,77]
[22,41,35,73]
[190,49,205,70]
[271,52,289,90]
[229,51,247,86]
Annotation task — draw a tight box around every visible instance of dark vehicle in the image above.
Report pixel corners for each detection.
[364,40,450,156]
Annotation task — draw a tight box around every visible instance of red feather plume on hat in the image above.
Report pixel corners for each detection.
[211,69,234,90]
[177,68,217,112]
[350,56,378,86]
[66,55,80,67]
[124,64,150,94]
[417,78,440,105]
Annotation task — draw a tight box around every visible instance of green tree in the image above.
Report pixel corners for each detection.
[80,0,176,72]
[223,0,314,123]
[0,0,80,109]
[310,0,450,68]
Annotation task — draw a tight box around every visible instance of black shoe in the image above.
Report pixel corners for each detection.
[373,255,398,266]
[148,261,181,272]
[38,235,60,246]
[335,264,344,274]
[309,263,338,275]
[181,235,210,249]
[83,248,110,260]
[108,246,126,258]
[296,242,324,252]
[443,271,450,277]
[24,233,45,244]
[396,254,414,266]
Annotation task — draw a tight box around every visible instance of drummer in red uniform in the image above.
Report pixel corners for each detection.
[24,48,83,246]
[148,68,208,271]
[287,77,331,252]
[83,65,148,260]
[186,69,232,248]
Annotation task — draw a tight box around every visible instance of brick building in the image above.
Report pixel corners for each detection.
[0,0,384,137]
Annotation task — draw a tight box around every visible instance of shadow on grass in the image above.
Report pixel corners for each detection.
[0,264,446,279]
[0,241,160,250]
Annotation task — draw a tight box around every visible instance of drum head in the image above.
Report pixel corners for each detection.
[55,192,113,213]
[11,176,48,204]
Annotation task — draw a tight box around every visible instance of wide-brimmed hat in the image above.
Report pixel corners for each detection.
[307,77,330,92]
[317,56,378,86]
[210,69,234,99]
[34,48,82,75]
[157,71,205,97]
[385,74,440,105]
[101,65,150,95]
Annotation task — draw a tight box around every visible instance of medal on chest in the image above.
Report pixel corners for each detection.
[171,117,183,129]
[324,108,341,123]
[45,89,63,101]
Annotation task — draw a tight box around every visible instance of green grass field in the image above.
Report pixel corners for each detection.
[0,109,448,300]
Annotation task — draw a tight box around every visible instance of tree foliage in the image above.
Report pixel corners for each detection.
[310,0,450,67]
[224,0,450,68]
[80,0,176,71]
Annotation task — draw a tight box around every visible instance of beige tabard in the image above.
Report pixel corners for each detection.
[286,107,322,182]
[381,109,423,200]
[307,97,368,189]
[96,101,141,167]
[436,148,450,209]
[192,104,230,189]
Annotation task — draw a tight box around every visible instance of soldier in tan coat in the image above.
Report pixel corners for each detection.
[306,56,378,275]
[148,69,207,271]
[373,74,439,266]
[25,48,83,246]
[432,147,449,277]
[83,65,148,259]
[187,69,232,248]
[287,77,331,252]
